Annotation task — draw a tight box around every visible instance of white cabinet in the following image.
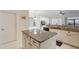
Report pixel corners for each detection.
[50,29,79,48]
[31,38,40,48]
[50,29,64,41]
[23,33,40,49]
[56,43,76,49]
[40,36,56,49]
[23,33,56,49]
[58,30,79,47]
[57,30,68,41]
[63,31,79,47]
[31,43,39,49]
[25,36,31,49]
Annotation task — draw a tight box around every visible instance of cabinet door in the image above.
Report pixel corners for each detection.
[0,12,16,45]
[40,36,56,49]
[25,36,31,49]
[31,44,39,49]
[25,36,39,49]
[31,38,39,48]
[22,33,28,49]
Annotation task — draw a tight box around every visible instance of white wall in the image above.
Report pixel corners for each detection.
[0,10,29,49]
[50,16,65,25]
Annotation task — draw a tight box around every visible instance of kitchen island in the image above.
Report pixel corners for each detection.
[22,29,57,49]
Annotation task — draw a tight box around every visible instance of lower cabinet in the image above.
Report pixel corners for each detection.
[31,38,40,49]
[50,29,79,48]
[56,43,76,49]
[40,36,56,49]
[31,44,39,49]
[23,33,56,49]
[23,29,79,49]
[63,31,79,48]
[25,36,31,49]
[23,33,40,49]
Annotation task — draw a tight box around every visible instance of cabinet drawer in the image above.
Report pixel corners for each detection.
[31,38,39,48]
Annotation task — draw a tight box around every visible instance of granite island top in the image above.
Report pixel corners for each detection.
[22,29,57,43]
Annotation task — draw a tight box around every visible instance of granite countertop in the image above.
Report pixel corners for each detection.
[22,29,57,43]
[47,25,79,32]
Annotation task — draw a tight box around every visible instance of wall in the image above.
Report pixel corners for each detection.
[0,10,29,49]
[49,15,65,25]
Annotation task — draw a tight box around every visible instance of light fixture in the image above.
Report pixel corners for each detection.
[59,10,65,15]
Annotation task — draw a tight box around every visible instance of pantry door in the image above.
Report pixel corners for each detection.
[0,11,16,45]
